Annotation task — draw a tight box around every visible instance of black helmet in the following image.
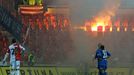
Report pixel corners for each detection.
[100,45,105,50]
[12,38,16,43]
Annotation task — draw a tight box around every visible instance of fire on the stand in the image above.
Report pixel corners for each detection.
[73,16,134,32]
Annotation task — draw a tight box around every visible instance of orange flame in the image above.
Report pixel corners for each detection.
[86,15,112,32]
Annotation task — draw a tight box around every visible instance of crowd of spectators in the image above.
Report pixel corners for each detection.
[24,14,75,65]
[0,0,75,65]
[0,30,9,61]
[0,14,74,66]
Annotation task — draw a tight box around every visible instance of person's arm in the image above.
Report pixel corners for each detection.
[106,51,111,59]
[20,45,25,51]
[95,50,102,61]
[2,48,10,64]
[2,53,9,64]
[19,45,25,55]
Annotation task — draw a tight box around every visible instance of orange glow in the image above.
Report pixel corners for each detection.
[79,26,87,31]
[43,18,49,30]
[83,16,134,32]
[36,19,42,30]
[105,26,110,32]
[123,19,128,27]
[117,27,120,32]
[50,15,56,29]
[20,5,44,14]
[20,5,43,10]
[132,28,134,31]
[83,27,87,31]
[114,19,120,27]
[124,27,127,32]
[29,19,34,30]
[97,26,103,32]
[91,26,97,31]
[47,7,69,15]
[64,19,69,27]
[21,11,43,14]
[103,26,105,32]
[86,15,112,32]
[110,27,112,32]
[73,26,86,31]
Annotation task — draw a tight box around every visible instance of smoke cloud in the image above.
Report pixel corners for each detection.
[45,0,134,67]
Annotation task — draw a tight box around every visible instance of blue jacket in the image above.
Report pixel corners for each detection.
[95,49,111,68]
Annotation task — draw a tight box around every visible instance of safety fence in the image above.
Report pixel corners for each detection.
[0,6,23,40]
[0,66,134,75]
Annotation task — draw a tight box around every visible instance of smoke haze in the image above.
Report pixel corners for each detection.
[46,0,134,67]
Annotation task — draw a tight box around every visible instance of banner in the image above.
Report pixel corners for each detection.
[56,67,78,75]
[0,66,133,75]
[107,68,130,75]
[131,69,134,75]
[0,67,57,75]
[88,68,98,75]
[88,68,130,75]
[0,68,2,75]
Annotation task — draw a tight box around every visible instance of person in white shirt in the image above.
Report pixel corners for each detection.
[2,38,25,75]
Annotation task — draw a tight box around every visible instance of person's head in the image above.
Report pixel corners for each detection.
[12,38,16,44]
[97,43,102,49]
[100,45,105,50]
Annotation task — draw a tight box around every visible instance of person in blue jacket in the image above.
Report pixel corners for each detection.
[95,44,111,75]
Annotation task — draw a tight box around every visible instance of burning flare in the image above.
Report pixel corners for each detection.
[85,0,121,32]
